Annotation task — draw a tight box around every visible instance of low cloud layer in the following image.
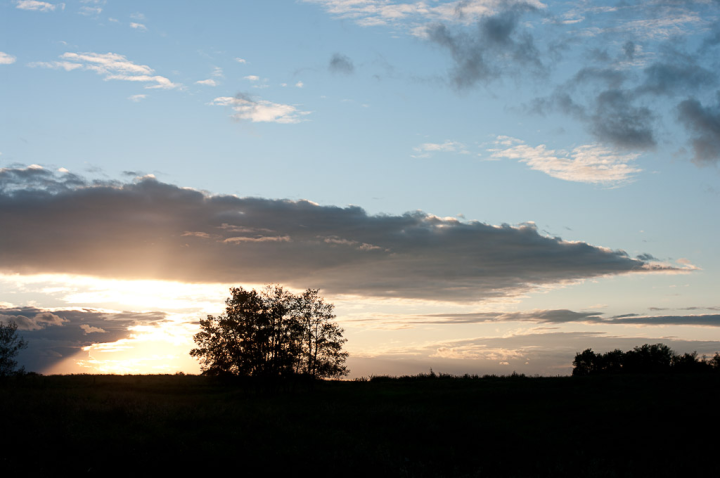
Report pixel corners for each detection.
[0,306,167,372]
[0,167,684,302]
[348,331,720,377]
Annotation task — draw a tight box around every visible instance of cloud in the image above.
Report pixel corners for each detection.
[210,94,310,124]
[295,81,304,88]
[490,137,641,185]
[28,52,180,89]
[130,22,147,31]
[130,12,146,21]
[128,94,146,102]
[412,141,466,158]
[303,0,545,29]
[0,52,17,65]
[80,324,106,333]
[677,95,720,166]
[78,6,101,16]
[329,53,354,75]
[425,3,543,89]
[196,79,217,87]
[15,1,62,12]
[0,167,684,302]
[235,58,247,64]
[243,75,260,81]
[397,309,720,327]
[0,311,67,331]
[0,305,167,372]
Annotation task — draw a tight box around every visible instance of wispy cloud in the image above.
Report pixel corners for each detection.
[128,94,146,102]
[235,57,247,64]
[210,94,310,124]
[490,136,641,185]
[243,75,260,81]
[412,140,466,158]
[0,52,17,65]
[0,167,683,302]
[28,52,180,89]
[195,79,217,87]
[15,1,63,12]
[78,6,101,16]
[130,22,147,31]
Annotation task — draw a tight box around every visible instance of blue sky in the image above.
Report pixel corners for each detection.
[1,0,719,376]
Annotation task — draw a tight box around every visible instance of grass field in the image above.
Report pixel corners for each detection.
[2,373,719,476]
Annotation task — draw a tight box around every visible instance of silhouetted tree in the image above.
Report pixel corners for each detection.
[0,320,28,377]
[190,285,348,380]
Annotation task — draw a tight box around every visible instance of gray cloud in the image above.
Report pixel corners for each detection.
[677,95,720,165]
[426,2,542,90]
[373,309,720,327]
[0,167,682,302]
[0,306,167,372]
[0,311,67,331]
[329,53,354,75]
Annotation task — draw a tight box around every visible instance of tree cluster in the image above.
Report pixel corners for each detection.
[0,320,28,377]
[190,285,348,380]
[572,343,720,376]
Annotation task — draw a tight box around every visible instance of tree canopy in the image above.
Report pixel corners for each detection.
[572,343,720,376]
[0,320,28,377]
[190,285,348,379]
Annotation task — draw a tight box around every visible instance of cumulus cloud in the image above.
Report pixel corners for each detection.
[0,311,67,331]
[80,324,106,333]
[28,52,179,89]
[210,94,310,124]
[0,167,684,302]
[677,95,720,166]
[329,53,354,75]
[0,52,17,65]
[490,137,641,185]
[130,22,147,31]
[15,1,62,12]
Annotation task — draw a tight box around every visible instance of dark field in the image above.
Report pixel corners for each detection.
[2,373,719,477]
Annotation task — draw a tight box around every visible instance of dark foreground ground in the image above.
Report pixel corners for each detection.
[2,373,719,477]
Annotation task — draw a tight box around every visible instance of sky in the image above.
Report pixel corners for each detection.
[1,0,719,377]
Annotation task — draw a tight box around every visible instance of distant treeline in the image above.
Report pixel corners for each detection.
[573,343,720,376]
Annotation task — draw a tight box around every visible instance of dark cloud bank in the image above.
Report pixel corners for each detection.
[0,306,166,372]
[0,167,681,301]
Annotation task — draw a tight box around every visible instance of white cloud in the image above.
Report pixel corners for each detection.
[210,95,311,124]
[0,52,17,65]
[79,6,101,16]
[235,58,247,64]
[29,52,180,90]
[108,17,119,22]
[80,324,106,333]
[130,12,146,21]
[244,75,260,81]
[412,140,466,158]
[15,1,63,12]
[302,0,546,29]
[490,137,642,185]
[128,94,146,102]
[195,79,217,86]
[130,22,147,31]
[295,81,304,88]
[211,67,224,78]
